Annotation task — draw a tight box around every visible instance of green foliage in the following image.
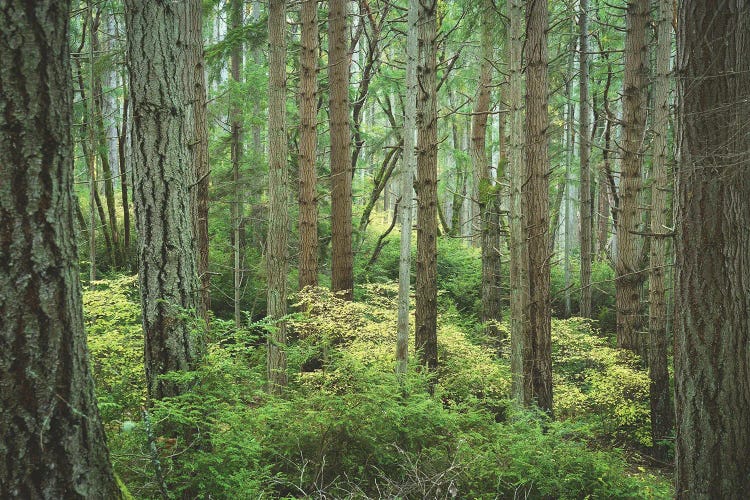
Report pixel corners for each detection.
[87,276,670,498]
[553,318,652,448]
[84,275,145,423]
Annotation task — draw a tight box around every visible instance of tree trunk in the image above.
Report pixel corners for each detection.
[615,0,648,354]
[524,0,553,414]
[0,1,120,495]
[267,0,290,392]
[474,0,502,339]
[415,0,439,372]
[508,0,530,405]
[125,0,199,400]
[674,1,750,496]
[298,0,319,289]
[329,0,354,300]
[92,18,120,268]
[189,0,211,322]
[579,0,593,318]
[118,94,132,267]
[397,0,419,374]
[647,0,674,460]
[230,0,244,327]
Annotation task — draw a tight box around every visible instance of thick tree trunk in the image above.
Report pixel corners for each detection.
[189,0,211,322]
[508,0,529,405]
[579,0,593,318]
[615,0,648,354]
[397,0,419,374]
[267,0,289,392]
[524,0,553,414]
[329,0,354,300]
[674,1,750,496]
[125,0,199,400]
[647,0,674,460]
[415,0,439,372]
[298,0,320,289]
[0,1,120,495]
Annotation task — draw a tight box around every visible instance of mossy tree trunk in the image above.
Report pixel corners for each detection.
[125,0,200,400]
[674,0,750,496]
[0,1,120,495]
[415,0,439,372]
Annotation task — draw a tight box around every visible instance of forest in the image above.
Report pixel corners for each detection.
[0,0,748,498]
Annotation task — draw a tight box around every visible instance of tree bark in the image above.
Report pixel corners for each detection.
[674,1,750,496]
[524,0,553,414]
[397,0,419,374]
[579,0,593,318]
[508,0,529,405]
[415,0,439,372]
[329,0,354,300]
[267,0,290,392]
[615,0,648,354]
[298,0,320,289]
[230,0,244,327]
[189,0,211,322]
[474,0,502,340]
[0,1,120,495]
[125,0,200,400]
[647,0,674,460]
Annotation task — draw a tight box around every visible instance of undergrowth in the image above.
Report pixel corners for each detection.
[84,277,671,499]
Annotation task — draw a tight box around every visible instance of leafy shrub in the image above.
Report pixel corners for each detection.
[553,318,652,448]
[85,275,670,499]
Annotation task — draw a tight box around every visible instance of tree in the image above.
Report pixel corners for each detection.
[474,0,502,340]
[329,0,354,300]
[508,0,529,404]
[125,0,200,400]
[396,0,419,374]
[190,0,211,321]
[523,0,553,414]
[298,0,320,289]
[674,0,750,496]
[647,0,673,460]
[615,0,648,354]
[578,0,593,318]
[230,0,244,327]
[0,1,120,495]
[267,0,289,392]
[415,0,439,371]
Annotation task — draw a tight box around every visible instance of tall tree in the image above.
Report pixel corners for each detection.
[647,0,673,460]
[190,0,211,321]
[474,0,502,340]
[508,0,529,403]
[125,0,200,400]
[615,0,648,354]
[0,1,120,495]
[329,0,354,300]
[230,0,244,326]
[674,0,750,496]
[397,0,419,374]
[523,0,552,414]
[298,0,320,289]
[578,0,593,318]
[267,0,289,392]
[415,0,439,371]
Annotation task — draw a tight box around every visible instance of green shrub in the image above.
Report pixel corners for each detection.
[85,276,670,499]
